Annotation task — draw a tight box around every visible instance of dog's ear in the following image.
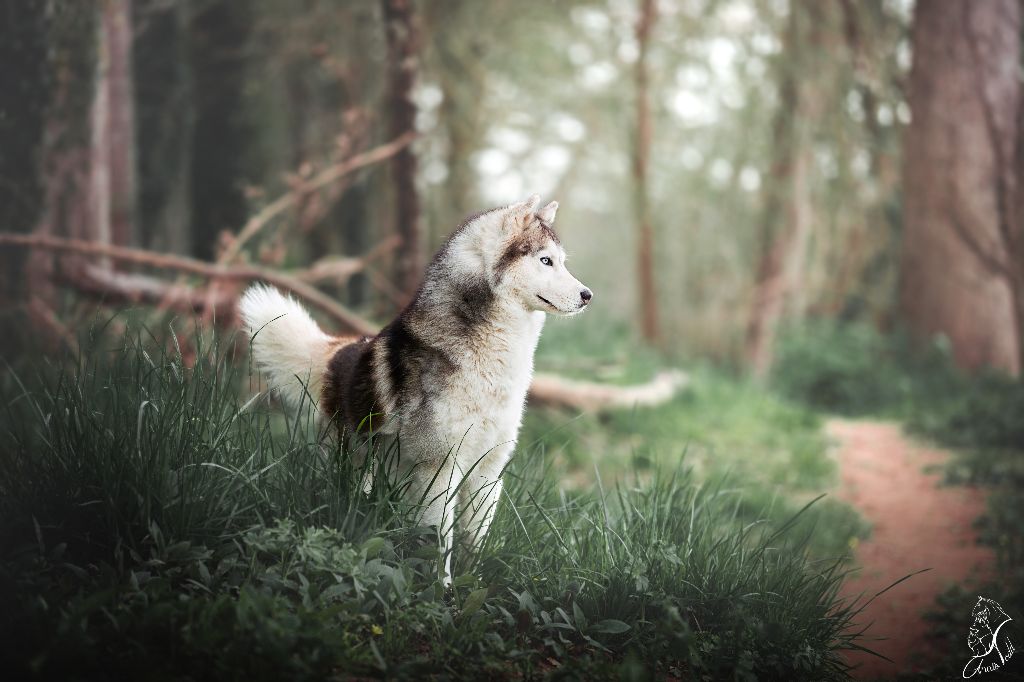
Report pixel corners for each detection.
[537,200,558,224]
[512,194,541,218]
[498,194,541,236]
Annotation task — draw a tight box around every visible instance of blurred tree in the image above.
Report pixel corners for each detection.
[423,2,487,242]
[245,1,385,308]
[382,0,423,301]
[901,0,1021,375]
[134,0,195,255]
[745,2,822,378]
[634,0,660,345]
[0,0,48,306]
[829,0,905,324]
[94,0,138,251]
[25,2,98,321]
[188,1,255,261]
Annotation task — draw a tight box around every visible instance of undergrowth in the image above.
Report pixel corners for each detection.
[772,320,1024,679]
[0,325,867,680]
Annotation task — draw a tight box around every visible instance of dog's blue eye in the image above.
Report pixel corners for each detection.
[540,256,553,266]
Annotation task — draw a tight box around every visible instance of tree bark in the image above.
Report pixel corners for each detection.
[900,0,1021,375]
[382,0,423,302]
[633,0,660,345]
[90,0,137,255]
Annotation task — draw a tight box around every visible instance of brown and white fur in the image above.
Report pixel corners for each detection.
[239,194,591,584]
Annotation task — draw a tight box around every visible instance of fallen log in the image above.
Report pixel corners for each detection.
[528,369,689,411]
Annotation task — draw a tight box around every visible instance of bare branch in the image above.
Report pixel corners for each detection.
[0,233,380,335]
[297,236,401,285]
[217,131,416,264]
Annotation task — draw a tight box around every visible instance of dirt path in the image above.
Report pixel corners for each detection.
[828,419,995,679]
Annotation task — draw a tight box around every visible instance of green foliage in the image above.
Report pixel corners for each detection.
[0,327,866,680]
[771,321,919,415]
[772,320,1024,453]
[906,372,1024,451]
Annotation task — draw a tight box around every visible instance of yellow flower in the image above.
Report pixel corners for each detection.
[371,624,384,636]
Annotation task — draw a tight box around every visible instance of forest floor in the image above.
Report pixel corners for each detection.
[829,419,996,680]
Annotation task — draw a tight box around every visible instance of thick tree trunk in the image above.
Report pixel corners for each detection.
[900,0,1021,375]
[633,0,659,345]
[382,0,423,302]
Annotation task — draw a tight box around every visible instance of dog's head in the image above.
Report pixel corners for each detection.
[488,195,592,316]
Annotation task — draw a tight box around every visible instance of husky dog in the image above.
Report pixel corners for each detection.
[240,194,591,583]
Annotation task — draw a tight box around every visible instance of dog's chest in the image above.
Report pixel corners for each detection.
[433,315,543,448]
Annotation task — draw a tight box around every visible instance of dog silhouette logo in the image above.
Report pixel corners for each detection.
[963,597,1015,678]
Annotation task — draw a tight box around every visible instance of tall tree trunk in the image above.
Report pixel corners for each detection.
[633,0,659,345]
[101,0,136,249]
[900,0,1021,375]
[86,0,137,268]
[382,0,423,302]
[744,5,817,378]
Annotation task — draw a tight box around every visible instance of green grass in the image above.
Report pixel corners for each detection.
[531,315,867,559]
[0,325,869,680]
[521,368,866,558]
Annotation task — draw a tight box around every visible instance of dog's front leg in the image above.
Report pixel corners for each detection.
[408,456,460,587]
[458,443,512,552]
[459,474,503,551]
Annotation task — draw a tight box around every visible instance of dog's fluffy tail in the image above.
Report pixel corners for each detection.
[239,285,335,412]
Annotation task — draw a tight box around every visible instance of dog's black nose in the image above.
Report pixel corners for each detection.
[580,289,593,304]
